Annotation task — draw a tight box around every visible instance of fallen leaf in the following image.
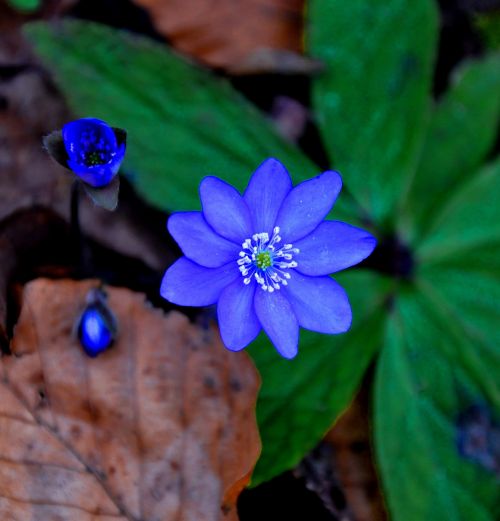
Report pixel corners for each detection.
[132,0,305,70]
[0,209,73,352]
[325,389,386,521]
[0,278,261,520]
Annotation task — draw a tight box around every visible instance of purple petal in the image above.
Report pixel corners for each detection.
[160,257,239,306]
[284,271,351,334]
[217,279,261,351]
[168,212,240,268]
[295,221,377,276]
[254,289,299,359]
[243,158,292,233]
[276,170,343,242]
[200,176,252,243]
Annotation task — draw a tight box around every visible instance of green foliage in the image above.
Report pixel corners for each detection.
[308,0,438,228]
[400,56,500,245]
[27,3,500,519]
[250,270,392,483]
[7,0,40,12]
[474,11,500,51]
[375,287,499,521]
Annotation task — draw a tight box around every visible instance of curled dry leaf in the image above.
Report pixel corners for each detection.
[0,279,261,521]
[132,0,305,71]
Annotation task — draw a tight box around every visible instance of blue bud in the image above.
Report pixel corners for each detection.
[61,118,126,188]
[77,288,117,358]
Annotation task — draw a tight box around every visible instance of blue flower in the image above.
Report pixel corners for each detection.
[62,118,126,187]
[77,288,117,358]
[161,158,377,359]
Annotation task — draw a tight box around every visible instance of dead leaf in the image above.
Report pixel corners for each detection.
[0,209,72,352]
[132,0,305,71]
[0,278,261,520]
[294,387,386,521]
[325,390,387,521]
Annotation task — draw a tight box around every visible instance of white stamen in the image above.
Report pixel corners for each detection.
[237,226,299,292]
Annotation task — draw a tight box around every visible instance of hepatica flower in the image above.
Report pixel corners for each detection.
[61,117,126,187]
[161,159,377,359]
[43,117,126,210]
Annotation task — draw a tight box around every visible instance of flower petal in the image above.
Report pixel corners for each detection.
[200,176,252,243]
[254,289,299,359]
[67,159,116,187]
[295,221,377,276]
[168,212,240,268]
[63,118,117,162]
[276,170,343,242]
[243,158,292,233]
[218,279,261,351]
[160,257,239,306]
[284,271,352,334]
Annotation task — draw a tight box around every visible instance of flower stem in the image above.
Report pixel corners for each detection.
[70,180,90,277]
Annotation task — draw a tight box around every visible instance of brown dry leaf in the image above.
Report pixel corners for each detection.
[0,278,261,520]
[325,390,387,521]
[132,0,305,71]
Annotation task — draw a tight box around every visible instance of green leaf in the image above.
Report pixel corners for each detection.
[400,55,500,244]
[308,0,438,227]
[26,20,357,223]
[474,12,500,52]
[375,287,500,521]
[249,270,392,484]
[7,0,40,12]
[378,153,500,520]
[416,157,500,263]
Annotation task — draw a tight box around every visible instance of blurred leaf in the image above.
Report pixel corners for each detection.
[26,21,352,218]
[228,48,323,76]
[7,0,40,12]
[249,270,392,484]
[474,11,500,51]
[400,54,500,244]
[1,279,260,520]
[308,0,438,227]
[416,157,500,263]
[130,0,304,71]
[375,287,499,521]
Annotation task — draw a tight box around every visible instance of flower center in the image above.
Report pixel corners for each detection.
[237,227,299,292]
[77,129,115,167]
[256,251,272,269]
